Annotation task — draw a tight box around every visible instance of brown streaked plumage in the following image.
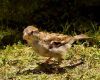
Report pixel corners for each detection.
[23,25,90,64]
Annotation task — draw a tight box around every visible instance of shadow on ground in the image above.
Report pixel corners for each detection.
[17,61,84,75]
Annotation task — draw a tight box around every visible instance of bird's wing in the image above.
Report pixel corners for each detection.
[38,32,73,49]
[40,32,72,42]
[38,32,91,50]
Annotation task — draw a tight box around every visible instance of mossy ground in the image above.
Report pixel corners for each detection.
[0,42,100,80]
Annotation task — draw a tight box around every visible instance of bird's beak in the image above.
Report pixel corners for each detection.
[23,32,28,40]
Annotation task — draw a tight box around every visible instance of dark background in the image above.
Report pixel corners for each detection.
[0,0,100,46]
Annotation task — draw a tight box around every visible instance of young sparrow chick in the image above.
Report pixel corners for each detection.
[23,26,90,64]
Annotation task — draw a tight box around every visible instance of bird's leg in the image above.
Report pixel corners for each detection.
[57,57,63,65]
[44,57,52,64]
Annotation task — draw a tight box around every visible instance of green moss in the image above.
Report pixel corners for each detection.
[0,42,100,80]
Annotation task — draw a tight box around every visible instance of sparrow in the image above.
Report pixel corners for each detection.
[23,25,90,64]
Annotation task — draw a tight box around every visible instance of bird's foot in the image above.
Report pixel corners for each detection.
[66,59,84,68]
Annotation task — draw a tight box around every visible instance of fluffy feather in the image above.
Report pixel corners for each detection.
[23,25,90,64]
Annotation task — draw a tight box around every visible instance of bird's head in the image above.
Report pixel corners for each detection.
[23,26,39,41]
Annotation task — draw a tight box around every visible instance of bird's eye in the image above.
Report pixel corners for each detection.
[28,31,33,35]
[28,30,39,36]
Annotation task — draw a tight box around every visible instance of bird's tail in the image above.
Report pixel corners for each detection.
[74,34,91,40]
[68,34,91,45]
